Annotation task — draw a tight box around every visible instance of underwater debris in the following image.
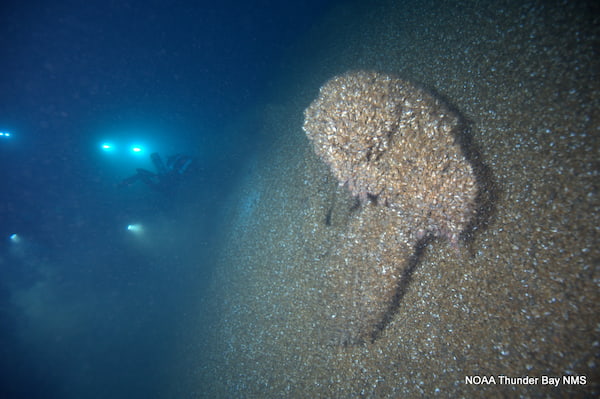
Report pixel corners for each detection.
[303,71,478,344]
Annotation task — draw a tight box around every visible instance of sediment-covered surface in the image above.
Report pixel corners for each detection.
[303,70,479,345]
[172,1,599,397]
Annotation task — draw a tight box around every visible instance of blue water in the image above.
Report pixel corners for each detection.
[0,1,338,397]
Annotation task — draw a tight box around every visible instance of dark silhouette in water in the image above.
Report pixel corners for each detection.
[120,152,195,193]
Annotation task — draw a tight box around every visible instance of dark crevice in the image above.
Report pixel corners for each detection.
[370,236,433,342]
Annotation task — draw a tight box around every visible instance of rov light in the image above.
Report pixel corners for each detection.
[126,224,143,234]
[9,233,20,243]
[131,146,143,154]
[101,142,114,151]
[0,131,11,137]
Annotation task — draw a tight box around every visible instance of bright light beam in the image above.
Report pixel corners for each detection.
[126,224,144,234]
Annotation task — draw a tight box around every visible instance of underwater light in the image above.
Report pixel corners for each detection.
[101,142,115,151]
[131,146,143,153]
[126,224,143,234]
[9,233,20,243]
[0,131,11,137]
